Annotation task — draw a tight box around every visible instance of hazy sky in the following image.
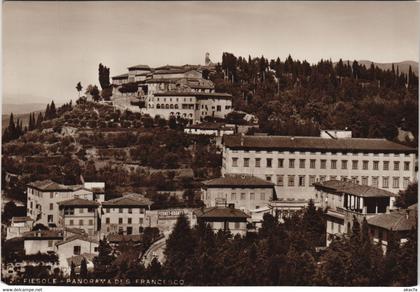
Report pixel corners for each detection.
[3,1,419,104]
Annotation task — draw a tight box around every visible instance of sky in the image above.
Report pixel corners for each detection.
[3,1,419,104]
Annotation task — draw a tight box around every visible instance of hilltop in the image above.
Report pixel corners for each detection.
[338,60,418,76]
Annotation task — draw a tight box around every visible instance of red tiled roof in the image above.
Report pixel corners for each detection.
[57,198,99,208]
[56,235,99,246]
[112,73,129,79]
[194,207,250,219]
[314,180,397,198]
[367,210,417,231]
[102,196,152,208]
[27,180,89,192]
[203,175,274,188]
[154,91,232,99]
[22,230,64,240]
[128,64,150,70]
[223,135,416,153]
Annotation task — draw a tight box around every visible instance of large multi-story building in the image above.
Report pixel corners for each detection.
[221,131,417,207]
[111,61,233,124]
[101,196,153,235]
[27,180,95,227]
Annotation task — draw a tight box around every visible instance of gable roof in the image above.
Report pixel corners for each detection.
[107,233,142,243]
[128,64,150,70]
[314,180,397,198]
[56,235,99,246]
[57,198,100,208]
[111,73,129,79]
[102,196,152,208]
[27,180,90,193]
[203,175,274,188]
[194,207,250,220]
[22,230,64,240]
[12,216,33,223]
[367,210,417,231]
[223,135,416,154]
[154,91,232,99]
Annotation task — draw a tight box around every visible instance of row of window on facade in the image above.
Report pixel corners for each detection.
[266,174,410,189]
[156,97,194,103]
[104,217,144,225]
[206,192,267,201]
[231,157,411,171]
[63,207,95,214]
[103,208,146,214]
[67,219,95,226]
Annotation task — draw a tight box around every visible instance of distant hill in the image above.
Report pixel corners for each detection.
[337,60,418,76]
[2,112,42,130]
[2,103,47,115]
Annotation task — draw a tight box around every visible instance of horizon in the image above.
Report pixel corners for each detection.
[4,1,419,104]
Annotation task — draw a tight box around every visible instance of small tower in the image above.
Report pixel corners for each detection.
[205,52,211,66]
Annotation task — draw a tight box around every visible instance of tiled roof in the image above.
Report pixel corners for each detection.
[64,227,87,235]
[57,198,99,207]
[27,180,88,192]
[186,122,234,131]
[154,91,232,99]
[203,175,274,188]
[112,73,129,79]
[128,64,150,70]
[223,135,416,153]
[22,230,64,240]
[102,196,152,207]
[56,235,99,246]
[107,233,142,243]
[314,180,397,198]
[12,216,33,223]
[367,210,417,231]
[194,207,250,219]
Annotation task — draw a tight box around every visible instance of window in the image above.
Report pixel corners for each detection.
[330,221,334,230]
[128,208,132,214]
[298,176,305,187]
[79,208,84,214]
[89,219,93,225]
[277,175,284,186]
[404,161,410,171]
[351,176,358,184]
[266,175,272,182]
[139,218,143,225]
[338,224,341,233]
[383,161,389,171]
[288,175,295,187]
[309,175,316,186]
[127,226,133,235]
[260,193,265,200]
[362,177,368,186]
[48,240,53,247]
[320,176,326,183]
[310,159,316,169]
[244,158,250,167]
[250,193,255,200]
[255,158,261,168]
[234,222,240,229]
[119,218,123,224]
[289,159,295,168]
[73,246,81,255]
[373,161,379,170]
[341,160,348,170]
[231,193,236,200]
[48,215,53,223]
[330,175,337,180]
[372,176,379,187]
[50,192,54,199]
[232,157,238,167]
[79,219,83,226]
[278,159,284,168]
[128,218,132,224]
[331,160,337,169]
[119,208,123,214]
[49,203,53,210]
[106,208,110,213]
[394,161,400,171]
[299,159,305,169]
[392,177,399,188]
[403,177,410,189]
[69,220,74,226]
[267,158,272,168]
[320,160,326,169]
[382,177,389,188]
[240,193,246,200]
[88,208,94,213]
[106,218,110,224]
[363,160,369,170]
[352,160,358,170]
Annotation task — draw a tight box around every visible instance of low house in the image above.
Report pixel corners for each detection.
[314,180,398,246]
[101,196,153,235]
[194,206,250,236]
[22,230,64,255]
[201,175,275,212]
[6,216,34,240]
[56,235,99,272]
[57,198,100,236]
[367,203,417,253]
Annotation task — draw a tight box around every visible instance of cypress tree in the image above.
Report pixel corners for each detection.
[80,257,88,278]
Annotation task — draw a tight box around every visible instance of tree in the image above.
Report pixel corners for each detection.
[80,257,88,278]
[3,201,18,223]
[76,82,83,97]
[98,63,111,90]
[93,238,116,278]
[395,182,418,208]
[70,262,76,279]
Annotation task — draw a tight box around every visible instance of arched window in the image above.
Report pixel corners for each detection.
[156,104,160,109]
[165,104,170,109]
[174,104,179,109]
[170,104,174,109]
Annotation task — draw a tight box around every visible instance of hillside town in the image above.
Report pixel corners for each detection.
[2,53,418,286]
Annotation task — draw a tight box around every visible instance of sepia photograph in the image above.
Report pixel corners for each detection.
[1,1,419,289]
